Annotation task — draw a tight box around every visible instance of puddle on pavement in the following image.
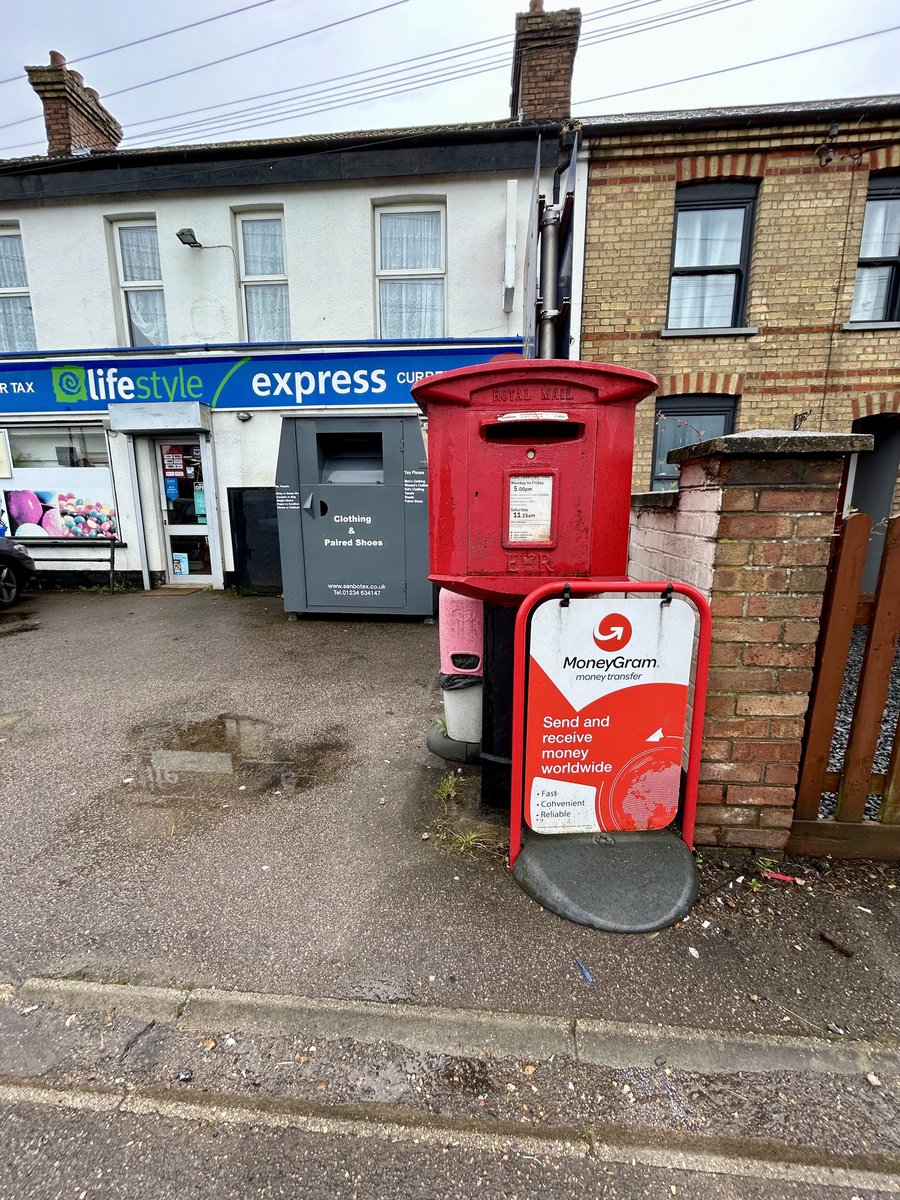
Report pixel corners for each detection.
[348,1048,492,1105]
[52,714,349,870]
[0,610,39,637]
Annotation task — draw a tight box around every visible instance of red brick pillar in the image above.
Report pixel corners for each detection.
[651,431,869,852]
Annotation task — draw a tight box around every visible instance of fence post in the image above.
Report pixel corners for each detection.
[629,430,871,853]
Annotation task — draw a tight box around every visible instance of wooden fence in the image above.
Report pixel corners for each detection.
[790,513,900,859]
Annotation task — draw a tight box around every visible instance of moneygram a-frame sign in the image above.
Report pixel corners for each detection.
[510,580,712,933]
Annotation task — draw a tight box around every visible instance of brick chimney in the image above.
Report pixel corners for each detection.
[510,1,581,122]
[26,51,123,156]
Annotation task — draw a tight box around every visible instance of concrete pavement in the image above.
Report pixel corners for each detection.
[1,591,898,1038]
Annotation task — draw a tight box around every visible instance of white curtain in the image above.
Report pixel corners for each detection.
[242,219,284,276]
[126,289,168,346]
[668,274,736,329]
[379,279,444,339]
[120,226,162,282]
[674,208,744,268]
[860,199,900,258]
[380,212,441,271]
[850,265,891,321]
[0,295,37,352]
[245,282,289,342]
[0,234,28,288]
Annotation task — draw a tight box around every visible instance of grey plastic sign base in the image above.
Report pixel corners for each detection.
[512,829,698,933]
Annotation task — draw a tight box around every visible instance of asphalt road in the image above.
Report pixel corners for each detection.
[2,1088,897,1200]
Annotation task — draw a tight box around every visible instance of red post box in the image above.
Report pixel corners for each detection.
[412,360,658,602]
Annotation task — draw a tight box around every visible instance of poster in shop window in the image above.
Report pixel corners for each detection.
[2,469,118,540]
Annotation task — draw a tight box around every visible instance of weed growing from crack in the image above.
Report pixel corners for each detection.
[428,771,505,860]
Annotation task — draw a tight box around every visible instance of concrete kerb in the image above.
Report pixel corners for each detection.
[12,977,900,1078]
[17,977,189,1023]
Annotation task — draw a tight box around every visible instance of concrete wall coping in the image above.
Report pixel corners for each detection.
[668,429,874,465]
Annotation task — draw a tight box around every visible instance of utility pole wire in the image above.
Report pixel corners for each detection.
[0,0,412,132]
[0,0,285,86]
[122,0,753,147]
[574,21,900,107]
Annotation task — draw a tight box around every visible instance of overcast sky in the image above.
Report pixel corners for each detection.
[1,0,898,158]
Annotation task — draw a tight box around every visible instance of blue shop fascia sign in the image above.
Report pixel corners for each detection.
[0,341,521,416]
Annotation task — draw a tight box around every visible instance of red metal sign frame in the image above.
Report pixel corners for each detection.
[509,580,712,867]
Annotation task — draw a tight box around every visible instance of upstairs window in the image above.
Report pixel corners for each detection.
[850,175,900,323]
[666,182,757,331]
[115,222,169,347]
[0,226,37,353]
[376,206,445,339]
[238,214,290,342]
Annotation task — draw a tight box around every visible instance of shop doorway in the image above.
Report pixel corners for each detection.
[155,439,215,585]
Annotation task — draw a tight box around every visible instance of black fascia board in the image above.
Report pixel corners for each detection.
[0,126,560,204]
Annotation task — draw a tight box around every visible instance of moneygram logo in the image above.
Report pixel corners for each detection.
[592,612,632,653]
[52,365,87,403]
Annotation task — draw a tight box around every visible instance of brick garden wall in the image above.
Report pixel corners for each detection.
[628,431,870,852]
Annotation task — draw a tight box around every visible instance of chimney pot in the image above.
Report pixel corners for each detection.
[25,52,123,156]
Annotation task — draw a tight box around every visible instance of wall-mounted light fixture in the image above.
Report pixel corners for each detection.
[176,227,202,248]
[236,411,253,422]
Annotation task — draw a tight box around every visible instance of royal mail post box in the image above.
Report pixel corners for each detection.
[412,360,657,602]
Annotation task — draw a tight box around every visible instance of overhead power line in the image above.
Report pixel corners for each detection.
[0,0,412,133]
[0,0,687,148]
[0,0,285,87]
[122,0,752,147]
[574,21,900,107]
[115,0,677,134]
[0,0,727,150]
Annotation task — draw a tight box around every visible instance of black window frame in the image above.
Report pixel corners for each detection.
[666,181,758,332]
[850,174,900,323]
[650,394,737,490]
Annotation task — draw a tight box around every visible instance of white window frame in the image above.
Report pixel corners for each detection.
[112,219,168,348]
[235,212,290,342]
[374,204,446,339]
[0,224,37,353]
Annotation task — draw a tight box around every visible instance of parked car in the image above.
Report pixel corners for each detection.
[0,538,36,608]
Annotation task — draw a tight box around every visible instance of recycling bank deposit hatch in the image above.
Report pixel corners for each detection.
[275,415,432,616]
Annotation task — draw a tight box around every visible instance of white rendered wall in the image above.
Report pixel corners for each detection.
[2,170,543,350]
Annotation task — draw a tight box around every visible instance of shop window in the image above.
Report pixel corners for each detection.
[651,395,737,490]
[114,221,169,347]
[237,214,290,342]
[850,175,900,323]
[0,423,116,541]
[666,182,757,331]
[375,205,445,339]
[0,225,37,353]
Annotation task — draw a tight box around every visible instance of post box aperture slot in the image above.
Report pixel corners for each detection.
[317,431,384,484]
[480,419,584,444]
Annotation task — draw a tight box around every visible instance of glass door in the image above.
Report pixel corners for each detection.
[155,440,214,584]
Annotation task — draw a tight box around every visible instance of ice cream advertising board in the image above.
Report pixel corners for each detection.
[522,595,696,834]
